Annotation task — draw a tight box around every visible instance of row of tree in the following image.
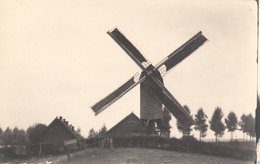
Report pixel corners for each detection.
[0,107,255,146]
[0,123,84,146]
[0,123,48,146]
[173,106,255,142]
[87,106,255,143]
[87,125,107,138]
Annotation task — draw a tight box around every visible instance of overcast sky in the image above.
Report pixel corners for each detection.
[0,0,257,139]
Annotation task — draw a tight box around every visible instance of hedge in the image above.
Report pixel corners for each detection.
[100,136,255,161]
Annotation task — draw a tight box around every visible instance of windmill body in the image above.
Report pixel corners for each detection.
[140,69,164,121]
[91,28,207,134]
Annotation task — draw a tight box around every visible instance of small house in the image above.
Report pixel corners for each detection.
[39,116,84,155]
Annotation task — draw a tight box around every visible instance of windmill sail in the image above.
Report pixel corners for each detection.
[108,28,151,70]
[91,73,145,115]
[156,31,207,76]
[147,75,194,127]
[92,28,207,128]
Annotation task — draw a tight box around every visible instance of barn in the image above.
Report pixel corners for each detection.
[95,113,150,148]
[103,112,148,137]
[38,116,85,155]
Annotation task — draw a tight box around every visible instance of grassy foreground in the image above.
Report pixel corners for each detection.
[57,148,252,164]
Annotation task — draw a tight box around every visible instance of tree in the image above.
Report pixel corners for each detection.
[248,115,255,140]
[248,115,255,139]
[11,127,27,145]
[2,127,14,146]
[194,108,208,141]
[98,124,107,136]
[88,128,98,138]
[238,114,246,141]
[244,114,255,141]
[176,105,193,137]
[210,107,225,143]
[26,123,47,144]
[225,111,238,142]
[162,107,172,131]
[0,127,3,145]
[76,127,81,134]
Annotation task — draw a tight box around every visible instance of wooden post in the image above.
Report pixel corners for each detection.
[93,137,96,155]
[110,138,114,150]
[67,148,71,161]
[39,143,42,158]
[102,139,104,149]
[42,154,44,163]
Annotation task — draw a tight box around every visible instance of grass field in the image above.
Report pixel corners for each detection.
[0,139,255,163]
[56,148,253,164]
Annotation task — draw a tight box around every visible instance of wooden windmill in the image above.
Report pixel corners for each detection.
[91,28,207,134]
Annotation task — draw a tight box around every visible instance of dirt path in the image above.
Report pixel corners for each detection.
[56,148,253,164]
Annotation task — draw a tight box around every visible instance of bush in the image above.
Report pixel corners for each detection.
[85,135,254,161]
[0,146,29,162]
[85,137,103,147]
[110,136,166,148]
[106,136,255,161]
[201,142,255,161]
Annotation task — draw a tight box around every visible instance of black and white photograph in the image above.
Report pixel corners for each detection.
[0,0,258,163]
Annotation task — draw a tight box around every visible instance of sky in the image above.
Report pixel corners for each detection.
[0,0,257,140]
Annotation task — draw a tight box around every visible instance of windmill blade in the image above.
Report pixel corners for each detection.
[147,75,194,127]
[107,28,151,70]
[156,31,207,76]
[91,73,145,115]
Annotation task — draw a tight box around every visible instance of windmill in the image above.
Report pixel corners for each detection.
[91,28,207,134]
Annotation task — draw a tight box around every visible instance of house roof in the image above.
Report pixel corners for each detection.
[40,116,84,142]
[103,112,148,137]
